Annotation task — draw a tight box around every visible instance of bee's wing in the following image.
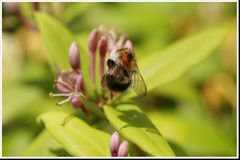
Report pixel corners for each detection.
[101,74,108,87]
[131,66,147,96]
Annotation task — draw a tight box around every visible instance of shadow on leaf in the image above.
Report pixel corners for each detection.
[168,140,188,156]
[117,109,161,136]
[49,148,72,157]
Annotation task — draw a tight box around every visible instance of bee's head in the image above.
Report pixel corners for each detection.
[107,59,116,69]
[107,58,129,79]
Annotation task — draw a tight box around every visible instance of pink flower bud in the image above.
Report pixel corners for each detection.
[71,96,89,115]
[107,29,118,52]
[117,141,129,157]
[109,29,117,41]
[98,36,108,57]
[71,96,82,109]
[110,131,120,157]
[69,42,80,71]
[88,28,99,55]
[88,29,99,84]
[116,35,126,48]
[75,73,87,95]
[75,74,83,92]
[98,36,108,77]
[124,40,133,50]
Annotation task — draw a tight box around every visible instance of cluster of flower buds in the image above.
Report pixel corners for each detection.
[50,26,134,114]
[49,42,89,115]
[110,131,129,157]
[88,26,133,84]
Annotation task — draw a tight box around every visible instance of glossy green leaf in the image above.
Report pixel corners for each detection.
[38,111,111,156]
[35,12,73,70]
[104,104,175,156]
[24,130,70,157]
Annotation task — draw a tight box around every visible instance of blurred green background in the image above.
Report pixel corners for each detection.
[2,2,237,156]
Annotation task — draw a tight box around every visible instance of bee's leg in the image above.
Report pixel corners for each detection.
[107,91,113,102]
[106,91,115,103]
[110,91,114,100]
[108,91,121,104]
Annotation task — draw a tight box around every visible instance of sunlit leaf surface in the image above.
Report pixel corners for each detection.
[24,130,70,157]
[104,104,175,156]
[38,111,111,156]
[35,12,74,70]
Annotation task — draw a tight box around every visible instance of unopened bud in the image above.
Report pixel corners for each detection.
[71,96,89,115]
[88,28,99,55]
[98,36,108,77]
[110,131,120,157]
[116,35,126,48]
[71,96,82,109]
[75,74,83,92]
[98,36,108,57]
[69,42,80,71]
[117,141,129,157]
[88,29,99,84]
[107,29,118,52]
[109,29,117,41]
[124,40,133,50]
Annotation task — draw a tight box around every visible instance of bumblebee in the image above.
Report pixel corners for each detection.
[101,48,147,96]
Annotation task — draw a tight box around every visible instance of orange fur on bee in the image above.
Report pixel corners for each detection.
[119,51,135,69]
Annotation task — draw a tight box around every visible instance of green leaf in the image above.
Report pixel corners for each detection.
[38,111,111,156]
[75,35,95,96]
[23,130,70,157]
[153,77,201,105]
[141,26,227,89]
[81,99,105,118]
[104,104,175,156]
[3,128,33,156]
[35,12,95,96]
[61,3,92,24]
[35,12,74,70]
[2,84,43,125]
[148,110,236,156]
[121,26,227,100]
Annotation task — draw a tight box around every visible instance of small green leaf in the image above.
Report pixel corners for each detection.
[23,130,70,157]
[35,12,74,70]
[104,104,175,156]
[38,111,111,156]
